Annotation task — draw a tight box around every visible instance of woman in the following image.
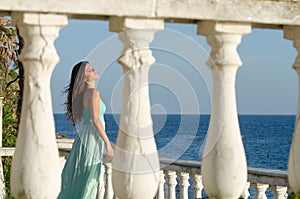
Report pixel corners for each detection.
[58,61,114,198]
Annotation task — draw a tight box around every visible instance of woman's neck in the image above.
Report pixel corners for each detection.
[85,81,95,89]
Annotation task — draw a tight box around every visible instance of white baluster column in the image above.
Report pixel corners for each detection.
[98,164,106,199]
[197,21,251,199]
[270,186,288,199]
[105,163,114,199]
[284,26,300,195]
[165,171,177,199]
[191,174,203,199]
[109,17,164,199]
[177,172,190,199]
[157,170,165,199]
[252,183,269,199]
[10,13,67,198]
[240,182,250,199]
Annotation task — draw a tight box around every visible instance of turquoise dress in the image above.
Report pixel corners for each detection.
[58,102,106,199]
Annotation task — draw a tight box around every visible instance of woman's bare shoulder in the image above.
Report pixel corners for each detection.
[90,89,103,103]
[85,88,99,95]
[83,88,99,102]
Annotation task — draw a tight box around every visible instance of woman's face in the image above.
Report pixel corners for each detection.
[85,63,99,82]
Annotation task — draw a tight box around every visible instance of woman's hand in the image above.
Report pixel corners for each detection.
[105,142,114,160]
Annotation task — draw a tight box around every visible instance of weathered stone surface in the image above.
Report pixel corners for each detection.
[1,0,157,19]
[109,17,164,32]
[1,0,300,26]
[284,26,300,194]
[10,13,67,199]
[156,0,300,26]
[198,21,251,199]
[110,18,164,199]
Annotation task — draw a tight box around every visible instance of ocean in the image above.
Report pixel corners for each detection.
[54,114,295,198]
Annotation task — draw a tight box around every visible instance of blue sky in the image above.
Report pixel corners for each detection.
[52,19,298,115]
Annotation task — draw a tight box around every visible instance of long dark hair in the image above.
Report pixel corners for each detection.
[64,61,89,125]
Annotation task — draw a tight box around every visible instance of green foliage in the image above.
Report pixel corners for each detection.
[289,192,300,199]
[1,69,19,199]
[0,17,20,199]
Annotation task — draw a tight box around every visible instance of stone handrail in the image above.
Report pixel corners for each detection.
[0,140,290,198]
[160,158,288,186]
[56,139,289,199]
[160,158,288,199]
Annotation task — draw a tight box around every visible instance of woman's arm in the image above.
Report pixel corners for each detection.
[90,89,113,159]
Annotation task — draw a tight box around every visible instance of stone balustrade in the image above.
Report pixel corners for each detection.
[0,145,290,198]
[0,145,290,199]
[57,142,289,199]
[160,158,288,199]
[1,1,300,198]
[0,140,291,199]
